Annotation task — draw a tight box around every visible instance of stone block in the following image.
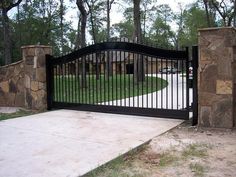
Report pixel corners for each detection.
[31,81,39,91]
[37,90,46,100]
[198,92,223,106]
[31,91,38,101]
[9,80,17,93]
[26,48,36,56]
[36,68,46,82]
[212,98,233,128]
[199,36,210,47]
[25,89,33,108]
[37,55,46,67]
[25,56,34,65]
[7,93,16,106]
[199,64,217,93]
[15,93,25,107]
[6,67,14,79]
[0,81,9,93]
[216,80,232,95]
[25,75,31,89]
[199,106,211,127]
[38,82,45,90]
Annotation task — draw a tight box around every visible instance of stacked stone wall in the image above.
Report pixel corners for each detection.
[0,45,52,110]
[198,27,236,128]
[0,61,25,107]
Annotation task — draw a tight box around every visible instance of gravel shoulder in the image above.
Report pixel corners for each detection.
[85,121,236,177]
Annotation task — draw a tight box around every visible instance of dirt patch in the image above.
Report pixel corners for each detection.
[85,121,236,177]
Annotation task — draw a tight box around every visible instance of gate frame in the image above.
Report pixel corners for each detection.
[45,42,194,121]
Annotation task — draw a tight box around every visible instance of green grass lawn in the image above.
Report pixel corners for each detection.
[53,74,168,104]
[0,109,34,121]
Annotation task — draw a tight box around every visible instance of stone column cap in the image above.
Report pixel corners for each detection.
[198,27,236,32]
[21,45,52,49]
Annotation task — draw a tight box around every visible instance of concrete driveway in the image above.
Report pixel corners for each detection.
[103,74,193,109]
[0,110,183,177]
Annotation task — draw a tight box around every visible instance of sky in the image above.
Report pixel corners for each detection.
[9,0,196,28]
[65,0,196,29]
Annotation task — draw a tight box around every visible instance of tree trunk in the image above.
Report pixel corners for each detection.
[0,0,22,65]
[2,9,11,65]
[59,0,64,54]
[203,0,211,27]
[75,14,82,49]
[133,0,144,83]
[76,0,87,88]
[106,0,111,41]
[234,0,236,27]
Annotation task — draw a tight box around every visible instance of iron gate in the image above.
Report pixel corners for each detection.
[46,41,194,120]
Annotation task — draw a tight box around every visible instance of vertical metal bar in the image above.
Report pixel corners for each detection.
[81,59,84,104]
[120,50,122,106]
[55,65,57,102]
[166,58,168,109]
[88,56,91,104]
[99,53,102,104]
[58,64,61,102]
[177,59,179,110]
[161,58,163,109]
[46,54,53,110]
[61,64,64,103]
[146,55,148,108]
[128,52,131,107]
[76,59,79,103]
[137,53,140,108]
[151,57,153,109]
[133,52,135,107]
[156,57,158,109]
[192,46,198,126]
[104,53,106,104]
[116,50,118,106]
[186,47,190,119]
[78,58,83,103]
[182,58,184,109]
[70,62,73,103]
[111,51,114,106]
[66,63,69,103]
[124,51,126,107]
[92,53,95,104]
[85,56,88,104]
[171,59,173,109]
[69,62,71,103]
[96,53,99,104]
[107,51,110,105]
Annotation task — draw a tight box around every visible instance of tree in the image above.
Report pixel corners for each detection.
[106,0,115,41]
[85,0,106,44]
[209,0,235,26]
[111,7,134,39]
[76,0,88,88]
[133,0,142,43]
[141,0,155,39]
[76,0,88,48]
[133,0,144,82]
[149,4,174,48]
[182,3,209,46]
[0,0,22,65]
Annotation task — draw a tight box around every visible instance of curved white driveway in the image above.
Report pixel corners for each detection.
[103,74,193,110]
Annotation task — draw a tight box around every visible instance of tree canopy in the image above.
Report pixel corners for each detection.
[0,0,235,65]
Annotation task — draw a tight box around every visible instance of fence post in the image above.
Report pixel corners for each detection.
[185,47,190,119]
[21,45,52,110]
[192,46,198,126]
[46,54,54,110]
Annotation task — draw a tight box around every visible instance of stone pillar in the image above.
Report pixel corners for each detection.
[198,27,236,128]
[22,45,52,110]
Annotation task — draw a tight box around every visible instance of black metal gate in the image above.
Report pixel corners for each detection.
[46,41,195,120]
